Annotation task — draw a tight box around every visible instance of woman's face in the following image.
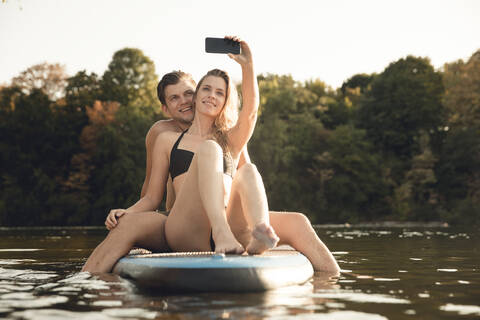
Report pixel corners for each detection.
[195,76,227,118]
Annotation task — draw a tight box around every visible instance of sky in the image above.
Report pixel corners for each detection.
[1,0,479,89]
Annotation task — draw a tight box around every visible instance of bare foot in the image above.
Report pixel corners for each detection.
[213,231,244,254]
[246,222,279,255]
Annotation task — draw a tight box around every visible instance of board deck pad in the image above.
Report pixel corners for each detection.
[113,246,314,292]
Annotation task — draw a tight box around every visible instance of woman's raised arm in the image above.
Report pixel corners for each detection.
[226,37,260,157]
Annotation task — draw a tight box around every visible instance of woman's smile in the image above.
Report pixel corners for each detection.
[202,99,217,108]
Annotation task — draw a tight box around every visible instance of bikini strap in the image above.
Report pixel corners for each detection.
[169,130,189,176]
[172,130,188,152]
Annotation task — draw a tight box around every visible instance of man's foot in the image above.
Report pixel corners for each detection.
[213,231,244,254]
[246,222,279,255]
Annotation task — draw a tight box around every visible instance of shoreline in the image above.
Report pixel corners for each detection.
[0,221,451,230]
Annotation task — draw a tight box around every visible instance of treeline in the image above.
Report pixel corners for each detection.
[1,49,479,226]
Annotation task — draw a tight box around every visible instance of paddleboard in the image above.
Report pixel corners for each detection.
[112,246,314,292]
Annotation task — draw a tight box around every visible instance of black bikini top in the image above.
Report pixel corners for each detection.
[169,130,235,181]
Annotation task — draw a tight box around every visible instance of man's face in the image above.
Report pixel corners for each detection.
[162,79,195,124]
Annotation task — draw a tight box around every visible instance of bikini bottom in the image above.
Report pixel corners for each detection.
[210,232,215,251]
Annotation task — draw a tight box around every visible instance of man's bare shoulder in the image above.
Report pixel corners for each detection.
[148,120,182,137]
[154,130,181,152]
[146,120,182,147]
[157,129,180,140]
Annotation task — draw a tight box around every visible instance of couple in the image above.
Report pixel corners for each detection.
[82,37,340,274]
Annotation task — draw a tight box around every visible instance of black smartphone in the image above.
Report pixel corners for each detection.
[205,37,240,54]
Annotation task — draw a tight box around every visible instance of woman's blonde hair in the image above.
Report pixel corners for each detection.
[194,69,239,152]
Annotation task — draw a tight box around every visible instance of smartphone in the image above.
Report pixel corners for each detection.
[205,37,240,54]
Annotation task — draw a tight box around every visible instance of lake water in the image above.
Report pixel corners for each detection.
[0,226,478,319]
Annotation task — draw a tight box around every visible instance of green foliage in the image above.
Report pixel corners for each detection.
[250,75,330,217]
[341,73,375,95]
[0,89,82,225]
[88,106,153,224]
[435,127,480,211]
[357,56,445,161]
[322,125,390,222]
[1,48,480,226]
[442,50,480,130]
[100,48,161,116]
[66,71,101,112]
[392,133,440,221]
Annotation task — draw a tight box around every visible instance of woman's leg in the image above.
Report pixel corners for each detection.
[224,163,340,272]
[269,211,340,273]
[81,212,168,273]
[226,163,279,254]
[165,140,243,254]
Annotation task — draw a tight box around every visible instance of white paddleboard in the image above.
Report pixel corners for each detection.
[113,246,313,292]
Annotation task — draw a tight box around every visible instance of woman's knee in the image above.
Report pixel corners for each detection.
[294,212,312,229]
[235,162,259,183]
[271,212,313,243]
[197,140,223,158]
[282,212,312,231]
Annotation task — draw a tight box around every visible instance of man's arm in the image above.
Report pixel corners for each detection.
[141,120,180,198]
[127,132,171,213]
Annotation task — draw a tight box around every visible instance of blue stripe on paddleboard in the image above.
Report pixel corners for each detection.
[120,254,309,269]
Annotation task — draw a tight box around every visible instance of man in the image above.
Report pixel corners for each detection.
[104,71,339,273]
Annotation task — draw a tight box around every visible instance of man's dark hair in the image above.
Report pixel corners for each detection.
[157,71,195,105]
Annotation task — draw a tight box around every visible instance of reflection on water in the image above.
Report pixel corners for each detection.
[0,226,478,319]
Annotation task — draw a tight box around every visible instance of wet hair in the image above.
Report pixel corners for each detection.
[194,69,239,152]
[157,71,196,105]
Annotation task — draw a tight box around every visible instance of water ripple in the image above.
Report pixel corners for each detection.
[440,303,480,316]
[0,268,57,281]
[313,291,410,304]
[0,249,44,252]
[437,268,458,272]
[268,310,388,319]
[0,259,36,265]
[10,309,113,320]
[0,295,68,308]
[91,300,123,307]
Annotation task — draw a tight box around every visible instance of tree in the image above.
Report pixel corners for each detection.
[0,89,62,225]
[88,106,152,224]
[11,63,68,100]
[321,125,390,222]
[393,133,439,221]
[435,126,480,224]
[356,56,445,161]
[250,75,324,214]
[100,48,160,114]
[65,70,101,112]
[435,50,480,224]
[442,50,480,129]
[303,79,351,129]
[341,73,375,95]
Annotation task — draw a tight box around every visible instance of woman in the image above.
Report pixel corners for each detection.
[135,36,278,254]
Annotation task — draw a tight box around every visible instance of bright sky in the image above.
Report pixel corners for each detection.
[1,0,479,89]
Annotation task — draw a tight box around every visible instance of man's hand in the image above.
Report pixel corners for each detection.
[105,209,127,230]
